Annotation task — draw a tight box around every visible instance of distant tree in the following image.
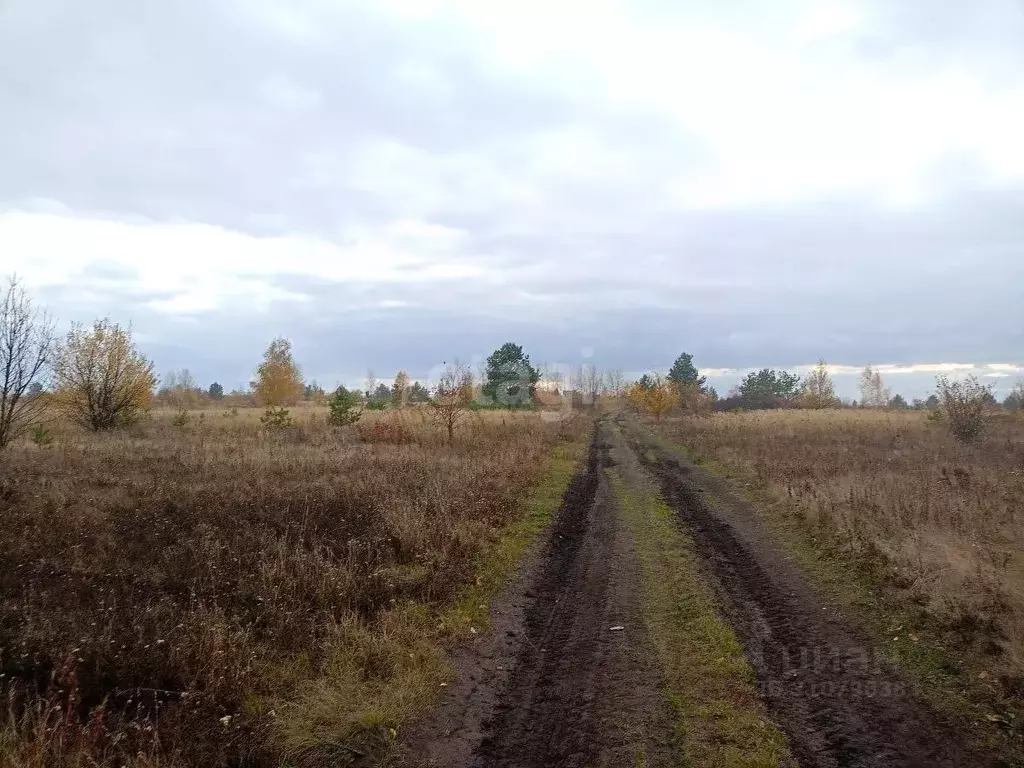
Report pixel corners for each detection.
[637,373,656,391]
[366,382,392,410]
[160,368,200,408]
[800,360,838,409]
[251,337,303,407]
[304,380,327,405]
[627,374,675,421]
[364,370,378,401]
[327,385,362,427]
[889,393,909,410]
[603,369,625,398]
[1005,380,1024,410]
[859,365,890,408]
[737,368,801,408]
[911,398,925,410]
[429,362,473,444]
[408,381,431,403]
[483,342,539,407]
[537,363,566,395]
[53,319,156,431]
[572,364,602,409]
[925,394,940,410]
[667,352,706,389]
[392,370,410,409]
[0,276,56,449]
[209,381,224,400]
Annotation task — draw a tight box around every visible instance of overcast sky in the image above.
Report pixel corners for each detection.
[1,0,1022,398]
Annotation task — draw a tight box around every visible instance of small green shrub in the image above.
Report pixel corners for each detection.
[171,408,191,428]
[327,386,362,427]
[260,407,293,430]
[31,423,53,446]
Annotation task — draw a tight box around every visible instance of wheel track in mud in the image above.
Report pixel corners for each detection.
[472,426,675,768]
[624,422,989,768]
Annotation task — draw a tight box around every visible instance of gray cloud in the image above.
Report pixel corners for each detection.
[1,0,1023,396]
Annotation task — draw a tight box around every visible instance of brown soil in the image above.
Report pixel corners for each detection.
[401,420,996,768]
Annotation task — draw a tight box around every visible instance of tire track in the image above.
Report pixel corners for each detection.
[472,426,675,768]
[624,423,988,768]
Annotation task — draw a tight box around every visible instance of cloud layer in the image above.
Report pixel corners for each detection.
[1,0,1022,395]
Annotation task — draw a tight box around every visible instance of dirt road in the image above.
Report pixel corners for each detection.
[402,419,987,768]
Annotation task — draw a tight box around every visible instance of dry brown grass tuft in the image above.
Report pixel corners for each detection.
[654,409,1024,692]
[0,406,583,766]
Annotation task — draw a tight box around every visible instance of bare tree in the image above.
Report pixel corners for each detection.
[537,362,565,394]
[603,369,625,398]
[859,364,890,408]
[0,277,56,449]
[429,361,473,445]
[580,364,602,409]
[569,364,602,409]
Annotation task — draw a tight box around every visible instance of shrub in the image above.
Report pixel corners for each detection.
[327,386,362,427]
[260,406,293,430]
[52,319,156,431]
[171,408,191,428]
[936,375,992,443]
[358,416,415,444]
[30,422,53,446]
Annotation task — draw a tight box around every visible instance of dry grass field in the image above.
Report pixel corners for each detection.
[0,406,586,767]
[654,409,1024,697]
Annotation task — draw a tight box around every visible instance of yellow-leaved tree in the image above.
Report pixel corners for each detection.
[53,319,156,430]
[392,370,410,409]
[801,360,838,409]
[626,374,676,422]
[251,337,304,407]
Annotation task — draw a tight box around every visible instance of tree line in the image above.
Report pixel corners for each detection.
[2,276,1021,449]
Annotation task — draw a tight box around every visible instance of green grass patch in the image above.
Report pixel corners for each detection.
[611,472,792,767]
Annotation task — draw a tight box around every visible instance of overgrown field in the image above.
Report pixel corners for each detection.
[0,408,586,767]
[654,410,1024,700]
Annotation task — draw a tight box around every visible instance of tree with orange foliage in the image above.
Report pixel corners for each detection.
[251,337,304,407]
[53,319,156,430]
[627,374,676,421]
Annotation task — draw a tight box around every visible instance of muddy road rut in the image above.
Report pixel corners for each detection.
[402,420,987,768]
